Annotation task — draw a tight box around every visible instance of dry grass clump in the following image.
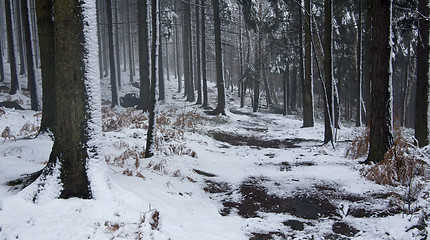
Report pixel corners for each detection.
[345,126,370,159]
[19,123,39,137]
[102,108,148,132]
[361,133,427,187]
[174,110,207,130]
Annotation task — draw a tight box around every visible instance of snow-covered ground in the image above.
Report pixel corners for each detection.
[0,70,429,239]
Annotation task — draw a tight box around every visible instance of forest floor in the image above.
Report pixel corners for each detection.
[0,73,429,239]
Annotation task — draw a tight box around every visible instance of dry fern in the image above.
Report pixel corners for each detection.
[345,126,370,159]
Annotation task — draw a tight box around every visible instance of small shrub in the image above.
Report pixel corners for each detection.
[345,126,370,159]
[361,133,427,186]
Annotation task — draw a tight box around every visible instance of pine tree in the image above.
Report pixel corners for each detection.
[365,0,393,164]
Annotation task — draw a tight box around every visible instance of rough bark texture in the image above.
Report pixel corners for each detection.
[36,0,56,133]
[356,0,362,127]
[21,0,38,111]
[145,0,158,158]
[51,0,92,198]
[365,0,393,164]
[303,0,314,127]
[5,0,19,94]
[210,0,226,115]
[415,0,430,147]
[137,0,150,111]
[323,0,333,144]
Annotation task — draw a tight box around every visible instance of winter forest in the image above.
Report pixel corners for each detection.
[0,0,429,239]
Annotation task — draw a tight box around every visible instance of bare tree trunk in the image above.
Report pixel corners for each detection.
[356,0,362,127]
[36,0,56,133]
[137,0,150,111]
[415,0,429,147]
[303,0,314,127]
[365,0,393,164]
[114,0,121,89]
[126,0,133,82]
[5,0,19,94]
[21,0,38,110]
[107,0,118,107]
[145,0,158,158]
[0,37,4,82]
[201,0,208,108]
[15,0,26,75]
[362,0,372,125]
[209,0,225,115]
[182,0,191,99]
[158,18,165,101]
[195,2,202,105]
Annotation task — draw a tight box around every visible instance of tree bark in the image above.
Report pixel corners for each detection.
[195,2,202,105]
[36,0,56,134]
[107,0,118,107]
[126,0,133,82]
[303,0,314,127]
[365,0,393,164]
[48,0,95,199]
[415,0,429,147]
[201,0,208,108]
[0,35,4,82]
[114,0,121,89]
[5,0,19,94]
[15,0,26,76]
[323,0,333,144]
[182,0,191,99]
[145,0,158,158]
[356,0,362,127]
[21,0,38,111]
[209,0,225,115]
[158,17,165,101]
[137,0,150,111]
[362,0,372,125]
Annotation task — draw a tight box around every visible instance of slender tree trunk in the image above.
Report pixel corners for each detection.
[298,4,304,109]
[356,0,363,127]
[323,0,333,144]
[36,0,56,134]
[96,0,103,79]
[126,0,133,82]
[137,0,150,111]
[209,0,225,115]
[187,5,195,103]
[114,0,121,89]
[283,70,288,116]
[165,39,170,81]
[158,20,165,101]
[145,0,158,158]
[363,0,372,125]
[303,0,314,127]
[201,0,208,108]
[182,0,191,99]
[0,37,4,82]
[29,0,39,68]
[291,66,297,111]
[21,0,38,111]
[107,0,118,107]
[5,0,19,94]
[195,2,202,105]
[365,0,393,164]
[175,0,181,92]
[415,0,429,147]
[15,0,26,76]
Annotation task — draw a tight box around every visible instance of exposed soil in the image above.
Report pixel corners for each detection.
[332,221,359,237]
[211,131,318,149]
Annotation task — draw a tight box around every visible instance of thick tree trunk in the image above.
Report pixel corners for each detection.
[415,0,429,147]
[49,0,96,199]
[365,0,393,164]
[107,0,118,107]
[145,0,158,158]
[303,0,314,127]
[137,0,150,111]
[21,0,38,111]
[5,0,19,94]
[209,0,225,115]
[201,0,208,108]
[36,0,56,134]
